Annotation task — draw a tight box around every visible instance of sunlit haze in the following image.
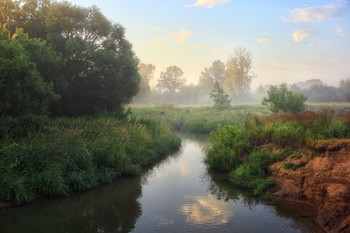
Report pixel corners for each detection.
[69,0,349,90]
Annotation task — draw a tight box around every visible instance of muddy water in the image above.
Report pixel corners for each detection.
[0,134,325,233]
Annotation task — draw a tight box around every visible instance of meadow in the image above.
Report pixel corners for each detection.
[130,103,350,134]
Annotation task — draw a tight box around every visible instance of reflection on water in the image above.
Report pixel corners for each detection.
[182,194,235,225]
[0,134,325,233]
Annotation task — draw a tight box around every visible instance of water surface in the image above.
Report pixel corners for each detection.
[0,134,325,233]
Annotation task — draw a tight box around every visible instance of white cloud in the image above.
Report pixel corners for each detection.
[185,0,229,9]
[175,29,191,43]
[292,29,316,42]
[257,38,272,44]
[282,5,347,23]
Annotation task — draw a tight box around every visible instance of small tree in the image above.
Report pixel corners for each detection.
[210,82,231,109]
[262,84,307,113]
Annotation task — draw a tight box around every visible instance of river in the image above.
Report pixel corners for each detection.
[0,134,325,233]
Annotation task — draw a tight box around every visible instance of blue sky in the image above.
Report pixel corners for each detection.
[69,0,350,89]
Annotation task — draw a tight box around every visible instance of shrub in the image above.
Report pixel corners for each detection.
[262,84,307,113]
[229,150,276,196]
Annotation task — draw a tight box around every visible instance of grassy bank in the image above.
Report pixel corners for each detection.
[0,115,181,205]
[205,110,350,196]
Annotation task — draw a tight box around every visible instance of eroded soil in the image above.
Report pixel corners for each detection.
[267,139,350,233]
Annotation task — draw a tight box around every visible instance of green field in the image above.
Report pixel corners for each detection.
[130,103,350,134]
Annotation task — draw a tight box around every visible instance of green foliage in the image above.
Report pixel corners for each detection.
[262,84,307,113]
[205,125,241,171]
[210,82,231,109]
[0,27,59,117]
[229,150,276,196]
[0,117,180,204]
[1,1,141,117]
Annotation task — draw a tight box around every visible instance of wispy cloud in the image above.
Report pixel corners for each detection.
[186,45,206,49]
[152,38,164,47]
[292,29,316,42]
[153,27,168,32]
[152,28,191,47]
[185,0,229,9]
[175,29,191,43]
[336,27,347,36]
[257,38,272,44]
[282,5,347,23]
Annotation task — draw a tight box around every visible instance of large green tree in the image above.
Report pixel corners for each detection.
[1,0,140,116]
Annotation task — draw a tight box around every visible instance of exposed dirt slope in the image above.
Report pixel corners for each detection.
[267,139,350,233]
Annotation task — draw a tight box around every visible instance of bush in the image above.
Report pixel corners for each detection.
[262,84,307,113]
[205,125,241,171]
[229,150,276,196]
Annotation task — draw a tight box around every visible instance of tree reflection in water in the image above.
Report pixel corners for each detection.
[0,176,142,233]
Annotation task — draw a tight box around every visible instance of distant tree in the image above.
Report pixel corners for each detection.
[224,47,254,98]
[0,0,19,30]
[156,66,185,93]
[0,26,59,116]
[255,84,266,96]
[340,78,350,101]
[262,84,307,113]
[210,82,231,109]
[201,60,226,85]
[304,84,346,102]
[135,63,155,101]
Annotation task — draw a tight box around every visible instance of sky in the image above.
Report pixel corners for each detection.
[68,0,350,90]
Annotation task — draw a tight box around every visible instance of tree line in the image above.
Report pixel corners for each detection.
[135,55,350,106]
[134,47,255,105]
[0,0,140,117]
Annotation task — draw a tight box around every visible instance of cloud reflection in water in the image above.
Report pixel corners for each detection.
[181,194,235,225]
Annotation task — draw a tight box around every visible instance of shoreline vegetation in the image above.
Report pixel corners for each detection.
[0,115,180,205]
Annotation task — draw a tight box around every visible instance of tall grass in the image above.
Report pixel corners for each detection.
[0,116,180,205]
[205,110,350,196]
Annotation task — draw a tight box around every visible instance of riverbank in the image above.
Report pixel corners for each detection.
[0,116,181,205]
[203,110,350,233]
[268,139,350,233]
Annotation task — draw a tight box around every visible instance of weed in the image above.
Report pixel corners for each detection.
[283,162,297,170]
